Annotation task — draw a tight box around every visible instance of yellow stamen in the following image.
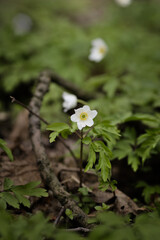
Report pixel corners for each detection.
[99,47,106,54]
[80,112,88,121]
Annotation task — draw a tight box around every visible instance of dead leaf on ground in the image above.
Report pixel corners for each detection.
[114,189,145,215]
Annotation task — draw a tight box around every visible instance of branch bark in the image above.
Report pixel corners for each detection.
[29,71,89,227]
[48,70,95,101]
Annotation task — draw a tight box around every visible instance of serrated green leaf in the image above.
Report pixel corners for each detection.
[97,151,111,182]
[92,141,112,158]
[12,191,30,208]
[128,153,140,172]
[1,192,19,209]
[46,122,70,132]
[85,144,96,172]
[11,181,48,197]
[4,178,14,191]
[137,128,160,163]
[113,140,132,160]
[95,121,120,136]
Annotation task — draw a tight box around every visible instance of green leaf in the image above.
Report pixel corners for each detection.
[113,140,132,160]
[0,198,7,210]
[92,141,112,158]
[4,178,14,191]
[95,121,120,136]
[124,113,158,126]
[128,153,140,172]
[84,144,96,172]
[65,209,73,220]
[12,181,48,197]
[94,205,102,211]
[46,122,70,132]
[82,136,92,145]
[61,129,72,139]
[0,139,14,161]
[137,128,160,162]
[78,187,88,196]
[137,181,160,204]
[97,151,111,182]
[103,77,119,98]
[1,192,19,209]
[110,180,117,191]
[13,191,30,208]
[49,132,59,143]
[95,203,109,211]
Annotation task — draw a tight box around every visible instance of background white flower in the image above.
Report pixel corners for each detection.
[71,105,97,130]
[62,92,77,112]
[115,0,132,7]
[88,38,108,62]
[12,13,33,35]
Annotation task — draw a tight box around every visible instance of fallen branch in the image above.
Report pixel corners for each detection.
[28,71,89,227]
[50,71,94,101]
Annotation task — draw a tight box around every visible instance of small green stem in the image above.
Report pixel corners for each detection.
[79,129,83,188]
[77,99,88,105]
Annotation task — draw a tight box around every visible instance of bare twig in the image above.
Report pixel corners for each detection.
[67,227,90,233]
[10,96,48,125]
[54,206,65,225]
[60,167,97,176]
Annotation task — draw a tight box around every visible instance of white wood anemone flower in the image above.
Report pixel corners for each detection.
[12,13,32,35]
[115,0,132,7]
[71,105,98,130]
[88,38,108,62]
[62,92,77,112]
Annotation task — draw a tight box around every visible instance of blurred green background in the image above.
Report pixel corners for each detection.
[0,0,160,123]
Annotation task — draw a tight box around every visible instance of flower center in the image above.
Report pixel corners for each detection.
[80,112,88,121]
[99,47,106,54]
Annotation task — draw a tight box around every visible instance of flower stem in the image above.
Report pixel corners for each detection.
[79,129,83,188]
[77,99,88,106]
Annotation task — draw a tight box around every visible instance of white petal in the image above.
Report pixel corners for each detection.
[90,110,98,119]
[91,38,106,47]
[115,0,132,7]
[75,108,84,115]
[86,118,94,127]
[62,92,68,99]
[71,113,79,122]
[77,121,86,130]
[62,92,77,112]
[83,105,90,112]
[89,49,104,62]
